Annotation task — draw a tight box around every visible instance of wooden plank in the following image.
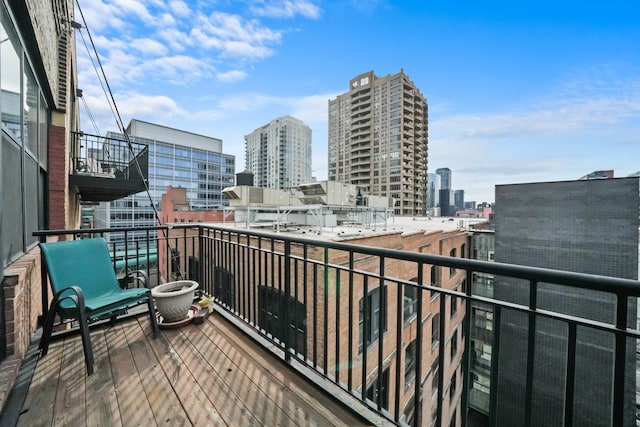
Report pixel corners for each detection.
[179,322,292,426]
[141,321,227,426]
[121,318,190,426]
[198,316,366,426]
[162,323,261,426]
[17,338,65,427]
[106,322,156,426]
[52,332,87,426]
[85,327,122,427]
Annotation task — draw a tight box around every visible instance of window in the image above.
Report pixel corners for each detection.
[258,286,306,354]
[403,401,416,426]
[451,295,458,318]
[450,370,457,403]
[430,266,440,297]
[432,314,440,347]
[449,248,457,276]
[359,286,388,352]
[405,340,417,386]
[404,282,418,323]
[1,8,48,267]
[366,368,389,410]
[431,357,439,391]
[460,243,466,258]
[451,330,458,361]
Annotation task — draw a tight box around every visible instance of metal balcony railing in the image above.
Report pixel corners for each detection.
[69,132,149,202]
[34,225,640,427]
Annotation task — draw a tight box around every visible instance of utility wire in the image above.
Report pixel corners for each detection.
[75,0,183,279]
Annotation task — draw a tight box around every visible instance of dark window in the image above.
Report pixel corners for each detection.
[404,280,418,323]
[451,295,458,318]
[258,286,306,354]
[449,248,457,276]
[432,313,440,347]
[214,267,235,309]
[366,368,390,410]
[359,286,388,352]
[451,329,458,361]
[403,401,416,426]
[461,243,466,258]
[430,266,440,297]
[450,370,457,403]
[405,340,416,386]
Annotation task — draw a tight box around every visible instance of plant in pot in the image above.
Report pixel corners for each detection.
[151,280,199,322]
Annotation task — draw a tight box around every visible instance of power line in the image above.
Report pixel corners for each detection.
[74,0,183,279]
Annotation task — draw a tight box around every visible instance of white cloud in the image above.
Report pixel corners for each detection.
[111,0,154,22]
[216,70,248,83]
[250,0,322,19]
[168,0,191,18]
[189,12,282,59]
[131,37,169,56]
[433,82,640,140]
[138,55,215,84]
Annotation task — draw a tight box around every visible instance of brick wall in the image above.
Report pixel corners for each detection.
[2,246,42,358]
[48,124,67,230]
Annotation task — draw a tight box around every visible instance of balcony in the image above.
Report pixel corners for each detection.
[6,225,639,426]
[7,309,367,426]
[69,132,149,202]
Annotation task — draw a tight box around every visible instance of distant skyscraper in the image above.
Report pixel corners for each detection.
[427,173,441,209]
[436,167,452,190]
[439,189,454,216]
[245,115,312,190]
[493,177,639,426]
[454,189,465,211]
[328,70,428,216]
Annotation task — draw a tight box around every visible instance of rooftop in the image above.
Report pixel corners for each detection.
[207,215,487,242]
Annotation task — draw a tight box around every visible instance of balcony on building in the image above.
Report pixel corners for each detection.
[69,131,149,202]
[2,220,639,427]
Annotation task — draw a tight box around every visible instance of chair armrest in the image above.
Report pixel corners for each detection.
[124,269,149,288]
[51,285,87,319]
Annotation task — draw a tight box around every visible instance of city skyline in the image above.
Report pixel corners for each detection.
[76,0,640,203]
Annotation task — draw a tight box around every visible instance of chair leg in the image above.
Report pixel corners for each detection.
[78,315,94,376]
[39,304,59,356]
[148,297,159,338]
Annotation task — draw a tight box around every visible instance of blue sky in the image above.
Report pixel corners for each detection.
[76,0,640,203]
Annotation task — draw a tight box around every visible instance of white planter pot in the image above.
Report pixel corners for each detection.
[152,280,199,322]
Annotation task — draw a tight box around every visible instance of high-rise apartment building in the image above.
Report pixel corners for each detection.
[493,177,639,426]
[328,70,428,216]
[436,167,452,190]
[102,119,235,243]
[245,115,312,190]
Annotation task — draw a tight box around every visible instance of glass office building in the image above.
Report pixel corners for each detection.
[100,120,235,244]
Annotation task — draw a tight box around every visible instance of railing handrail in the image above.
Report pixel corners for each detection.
[34,224,640,297]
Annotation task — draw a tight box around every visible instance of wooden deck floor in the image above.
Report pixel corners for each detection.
[15,313,367,426]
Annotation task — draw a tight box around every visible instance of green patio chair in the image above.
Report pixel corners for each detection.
[39,237,159,375]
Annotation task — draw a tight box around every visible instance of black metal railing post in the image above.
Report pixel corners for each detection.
[524,281,538,427]
[461,269,473,427]
[612,293,628,426]
[413,264,424,427]
[283,239,292,362]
